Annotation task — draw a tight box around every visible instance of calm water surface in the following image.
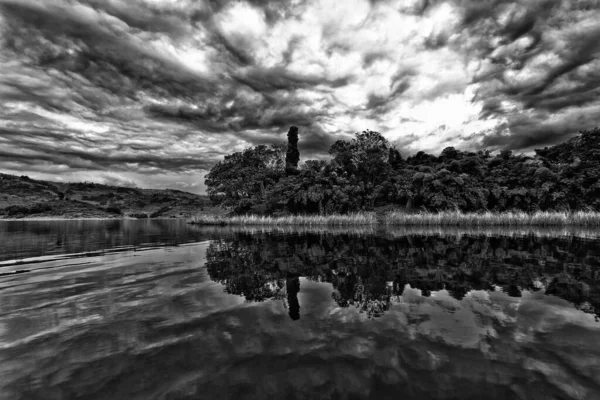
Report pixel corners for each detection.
[0,221,599,400]
[0,220,214,263]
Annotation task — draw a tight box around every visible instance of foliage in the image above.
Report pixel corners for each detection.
[128,213,148,219]
[189,211,600,227]
[328,130,394,209]
[150,205,171,218]
[285,126,299,174]
[205,144,286,213]
[4,203,53,216]
[104,206,122,215]
[205,231,600,319]
[205,127,600,214]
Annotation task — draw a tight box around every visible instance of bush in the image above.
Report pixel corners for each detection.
[150,194,174,203]
[104,206,122,215]
[4,203,53,216]
[116,187,141,195]
[150,205,171,218]
[128,213,148,219]
[29,203,53,214]
[4,205,30,216]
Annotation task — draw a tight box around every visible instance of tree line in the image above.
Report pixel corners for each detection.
[205,126,600,214]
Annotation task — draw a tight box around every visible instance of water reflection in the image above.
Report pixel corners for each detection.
[198,224,600,239]
[206,231,600,320]
[0,219,215,263]
[0,225,599,399]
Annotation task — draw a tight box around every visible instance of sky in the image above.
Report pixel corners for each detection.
[0,0,599,194]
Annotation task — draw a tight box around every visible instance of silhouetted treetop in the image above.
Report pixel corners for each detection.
[285,126,300,175]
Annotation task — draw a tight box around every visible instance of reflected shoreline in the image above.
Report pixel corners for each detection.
[1,224,600,399]
[194,224,600,239]
[206,230,600,320]
[0,219,216,263]
[2,220,599,267]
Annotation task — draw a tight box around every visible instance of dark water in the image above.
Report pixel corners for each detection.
[1,221,600,400]
[0,220,214,264]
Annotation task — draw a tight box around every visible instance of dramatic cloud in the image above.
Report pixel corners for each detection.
[0,0,599,192]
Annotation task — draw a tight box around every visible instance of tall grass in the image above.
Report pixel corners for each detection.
[189,210,600,227]
[188,212,377,226]
[385,210,600,227]
[188,224,600,239]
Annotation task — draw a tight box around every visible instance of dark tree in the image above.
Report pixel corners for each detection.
[329,130,393,209]
[285,126,300,175]
[205,144,285,213]
[286,276,300,320]
[388,147,403,169]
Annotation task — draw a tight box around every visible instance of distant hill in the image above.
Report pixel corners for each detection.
[535,127,600,165]
[0,173,222,219]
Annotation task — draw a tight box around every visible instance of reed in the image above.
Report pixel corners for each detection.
[188,224,600,239]
[188,211,600,227]
[385,210,600,227]
[188,212,377,226]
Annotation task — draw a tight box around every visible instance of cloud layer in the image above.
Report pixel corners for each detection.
[1,0,599,192]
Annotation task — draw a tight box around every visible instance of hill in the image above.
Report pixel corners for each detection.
[535,127,600,164]
[0,174,222,219]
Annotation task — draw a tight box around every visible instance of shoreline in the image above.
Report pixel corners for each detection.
[192,224,600,239]
[0,216,188,222]
[3,211,600,227]
[188,211,600,227]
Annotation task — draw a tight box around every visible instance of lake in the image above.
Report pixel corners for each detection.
[1,220,599,400]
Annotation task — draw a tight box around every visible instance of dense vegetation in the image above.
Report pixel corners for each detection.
[206,231,600,320]
[206,127,600,215]
[3,203,53,217]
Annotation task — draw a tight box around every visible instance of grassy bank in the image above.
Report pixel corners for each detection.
[385,210,600,226]
[189,211,600,227]
[189,224,600,239]
[188,212,377,226]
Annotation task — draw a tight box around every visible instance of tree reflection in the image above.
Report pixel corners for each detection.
[286,276,300,320]
[206,232,600,320]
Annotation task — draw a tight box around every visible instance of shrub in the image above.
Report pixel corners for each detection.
[4,203,52,216]
[128,213,148,219]
[104,206,122,215]
[29,203,53,214]
[4,205,30,216]
[150,205,171,218]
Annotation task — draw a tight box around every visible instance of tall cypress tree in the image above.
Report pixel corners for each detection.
[285,126,299,175]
